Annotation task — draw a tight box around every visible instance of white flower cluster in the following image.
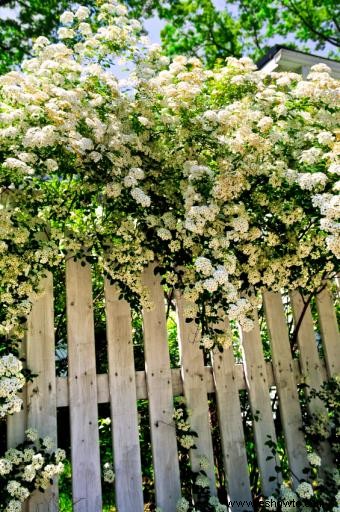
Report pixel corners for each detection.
[200,335,215,350]
[176,497,189,512]
[130,187,151,207]
[179,434,196,450]
[0,429,65,509]
[209,496,228,511]
[0,354,25,417]
[195,473,210,488]
[306,452,321,467]
[296,482,314,500]
[198,456,210,472]
[103,462,115,483]
[0,0,339,366]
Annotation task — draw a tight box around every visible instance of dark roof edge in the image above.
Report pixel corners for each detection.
[257,44,340,69]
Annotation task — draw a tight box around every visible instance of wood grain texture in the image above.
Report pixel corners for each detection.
[66,259,102,512]
[26,273,58,511]
[316,287,340,377]
[105,279,144,512]
[263,291,308,487]
[290,290,333,466]
[176,292,216,494]
[211,318,253,512]
[141,264,181,512]
[55,359,307,408]
[290,290,325,392]
[240,307,280,496]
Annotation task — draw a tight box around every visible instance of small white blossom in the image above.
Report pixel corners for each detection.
[195,257,213,276]
[131,187,151,207]
[300,147,322,165]
[157,228,172,240]
[201,335,214,350]
[296,481,314,499]
[179,435,195,450]
[60,11,74,24]
[307,452,321,466]
[176,497,189,512]
[25,428,38,442]
[57,27,75,39]
[75,6,90,20]
[195,473,210,488]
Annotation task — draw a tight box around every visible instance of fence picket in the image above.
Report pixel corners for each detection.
[175,292,216,494]
[104,279,144,512]
[26,273,58,511]
[66,259,102,512]
[141,264,181,512]
[316,287,340,377]
[240,307,279,497]
[263,291,308,486]
[290,290,326,390]
[290,290,333,466]
[9,262,339,512]
[211,318,253,512]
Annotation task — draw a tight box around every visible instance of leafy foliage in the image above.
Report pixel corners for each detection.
[137,0,340,66]
[0,0,339,356]
[0,0,95,75]
[0,0,339,74]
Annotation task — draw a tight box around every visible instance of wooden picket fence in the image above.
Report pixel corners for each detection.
[7,260,340,512]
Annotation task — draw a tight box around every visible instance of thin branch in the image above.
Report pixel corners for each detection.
[290,280,328,348]
[165,286,175,319]
[283,0,340,47]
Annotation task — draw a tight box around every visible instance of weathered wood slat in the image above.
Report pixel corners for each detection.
[176,293,216,494]
[263,291,308,487]
[104,279,144,512]
[290,291,325,391]
[26,273,58,512]
[66,259,102,512]
[55,359,306,408]
[316,287,340,377]
[290,290,333,466]
[141,264,181,512]
[240,307,279,497]
[211,318,253,512]
[290,290,331,390]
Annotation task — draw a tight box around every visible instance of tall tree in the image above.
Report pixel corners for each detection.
[144,0,340,67]
[0,0,81,74]
[0,0,338,73]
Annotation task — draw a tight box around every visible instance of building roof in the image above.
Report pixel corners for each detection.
[257,44,340,79]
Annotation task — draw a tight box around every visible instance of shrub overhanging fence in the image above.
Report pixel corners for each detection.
[7,260,340,512]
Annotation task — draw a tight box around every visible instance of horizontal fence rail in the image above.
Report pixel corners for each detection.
[7,261,340,512]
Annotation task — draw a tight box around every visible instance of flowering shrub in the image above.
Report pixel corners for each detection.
[0,0,339,351]
[265,376,340,511]
[303,375,340,466]
[0,0,339,508]
[265,464,340,512]
[173,398,227,511]
[0,429,65,512]
[0,354,25,418]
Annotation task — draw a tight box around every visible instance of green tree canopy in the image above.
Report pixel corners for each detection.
[0,0,339,72]
[142,0,340,67]
[0,0,79,74]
